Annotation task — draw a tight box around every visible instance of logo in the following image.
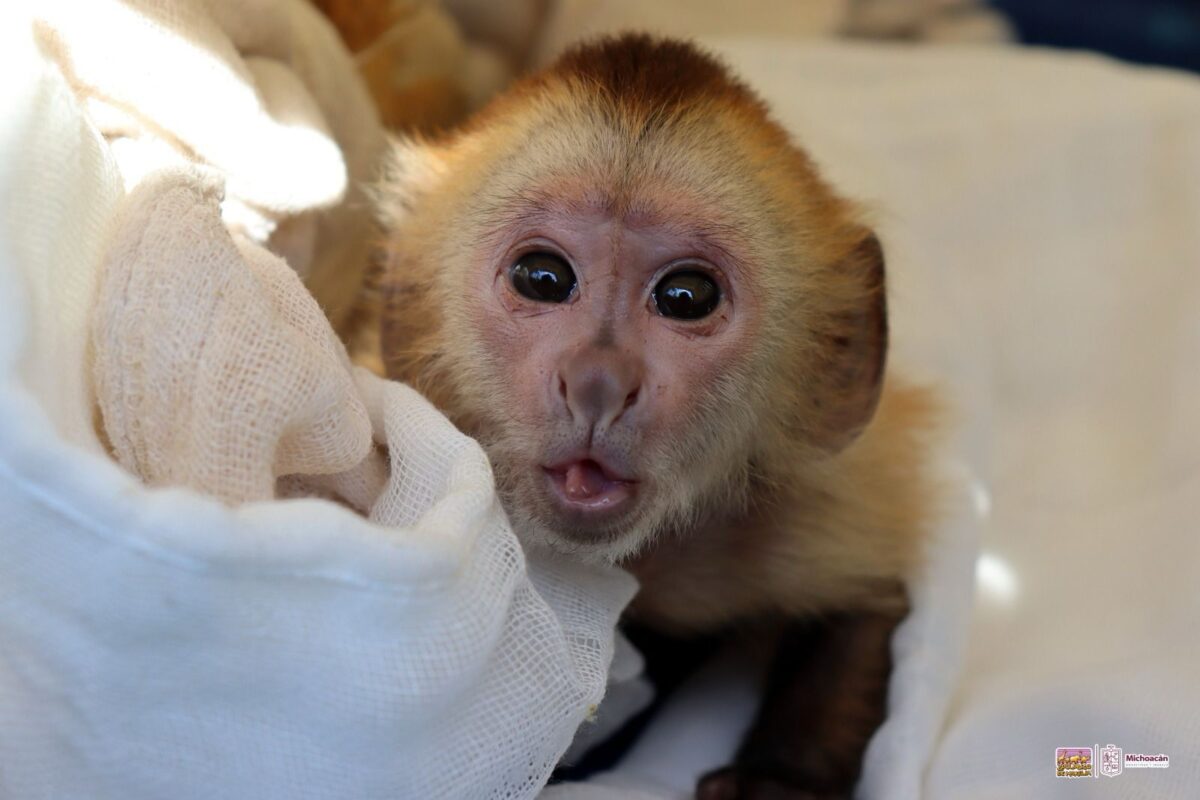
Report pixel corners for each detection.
[1056,747,1093,778]
[1100,744,1122,778]
[1126,752,1170,769]
[1056,744,1169,779]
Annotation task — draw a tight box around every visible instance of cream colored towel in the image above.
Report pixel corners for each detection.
[34,0,388,332]
[92,168,375,504]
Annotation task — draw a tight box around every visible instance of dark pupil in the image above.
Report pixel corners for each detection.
[511,252,576,303]
[654,270,720,320]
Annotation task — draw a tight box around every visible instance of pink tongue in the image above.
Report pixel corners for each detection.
[564,461,610,499]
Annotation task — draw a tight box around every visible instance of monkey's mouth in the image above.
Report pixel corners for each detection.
[542,458,637,515]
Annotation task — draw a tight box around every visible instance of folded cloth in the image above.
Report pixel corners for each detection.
[32,0,389,334]
[0,6,635,799]
[92,168,374,504]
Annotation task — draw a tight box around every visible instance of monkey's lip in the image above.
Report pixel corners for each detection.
[542,459,637,513]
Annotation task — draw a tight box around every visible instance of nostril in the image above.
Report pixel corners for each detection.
[558,375,574,421]
[622,388,638,411]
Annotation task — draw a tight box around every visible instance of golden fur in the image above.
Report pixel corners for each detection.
[362,34,939,635]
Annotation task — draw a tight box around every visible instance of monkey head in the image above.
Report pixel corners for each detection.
[378,35,887,563]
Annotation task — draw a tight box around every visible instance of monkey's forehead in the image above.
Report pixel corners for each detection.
[456,110,849,270]
[478,185,754,278]
[459,105,770,225]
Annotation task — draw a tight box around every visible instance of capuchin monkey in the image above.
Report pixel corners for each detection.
[368,33,937,800]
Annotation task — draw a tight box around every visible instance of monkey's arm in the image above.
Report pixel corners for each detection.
[696,602,906,800]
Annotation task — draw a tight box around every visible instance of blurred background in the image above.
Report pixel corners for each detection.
[992,0,1200,73]
[310,0,1200,137]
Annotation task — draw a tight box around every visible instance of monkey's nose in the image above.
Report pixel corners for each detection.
[557,349,643,430]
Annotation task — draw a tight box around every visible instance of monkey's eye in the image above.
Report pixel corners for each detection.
[653,270,720,320]
[510,251,577,304]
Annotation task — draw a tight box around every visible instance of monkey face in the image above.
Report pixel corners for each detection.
[380,38,888,562]
[460,194,766,561]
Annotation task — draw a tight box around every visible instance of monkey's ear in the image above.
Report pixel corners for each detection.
[808,231,888,453]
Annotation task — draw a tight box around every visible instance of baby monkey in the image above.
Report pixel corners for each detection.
[372,34,936,800]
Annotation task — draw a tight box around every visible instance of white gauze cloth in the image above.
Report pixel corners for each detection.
[0,6,635,799]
